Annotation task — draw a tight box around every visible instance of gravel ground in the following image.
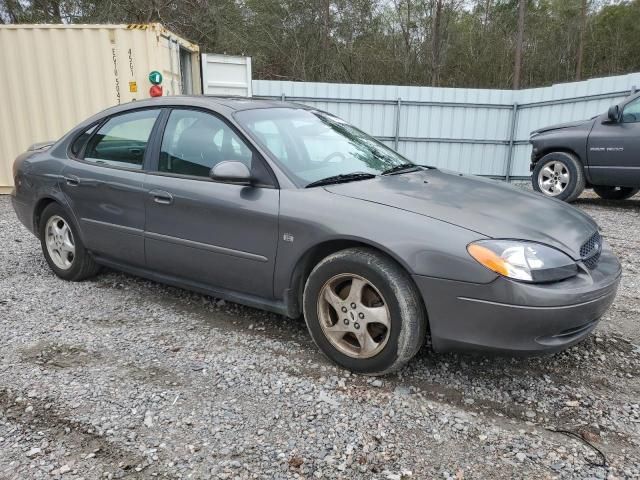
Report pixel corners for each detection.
[0,191,639,479]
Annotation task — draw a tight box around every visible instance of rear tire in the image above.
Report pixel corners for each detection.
[39,203,101,281]
[532,152,585,202]
[593,186,639,200]
[303,248,427,375]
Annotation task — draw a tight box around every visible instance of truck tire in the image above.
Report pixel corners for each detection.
[593,186,639,200]
[303,248,427,375]
[532,152,585,202]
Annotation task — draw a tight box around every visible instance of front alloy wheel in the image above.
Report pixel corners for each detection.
[532,152,585,202]
[537,161,570,197]
[318,273,391,359]
[303,248,427,375]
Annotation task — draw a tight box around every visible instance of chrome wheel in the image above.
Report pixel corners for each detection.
[538,160,570,196]
[45,215,75,270]
[317,273,390,359]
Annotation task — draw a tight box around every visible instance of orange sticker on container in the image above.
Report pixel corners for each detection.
[129,81,138,93]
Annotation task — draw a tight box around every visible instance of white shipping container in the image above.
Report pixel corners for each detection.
[0,23,201,193]
[202,53,252,97]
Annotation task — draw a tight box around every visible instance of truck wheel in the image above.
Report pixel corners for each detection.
[303,248,427,375]
[593,186,639,200]
[532,152,585,202]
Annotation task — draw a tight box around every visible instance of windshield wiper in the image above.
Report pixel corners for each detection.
[381,163,421,175]
[305,172,376,188]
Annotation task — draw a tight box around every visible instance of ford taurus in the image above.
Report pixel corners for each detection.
[11,97,621,374]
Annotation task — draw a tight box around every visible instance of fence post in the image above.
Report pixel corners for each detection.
[394,98,402,150]
[505,102,519,182]
[281,93,286,102]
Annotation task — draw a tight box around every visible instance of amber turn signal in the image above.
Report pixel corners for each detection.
[467,243,510,276]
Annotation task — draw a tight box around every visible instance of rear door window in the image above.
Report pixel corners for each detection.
[83,110,160,169]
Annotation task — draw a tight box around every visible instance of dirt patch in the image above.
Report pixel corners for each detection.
[21,341,98,369]
[0,388,154,477]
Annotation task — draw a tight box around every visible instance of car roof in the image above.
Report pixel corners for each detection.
[106,95,309,113]
[73,95,318,148]
[204,96,307,111]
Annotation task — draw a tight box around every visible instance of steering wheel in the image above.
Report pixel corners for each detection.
[320,152,346,164]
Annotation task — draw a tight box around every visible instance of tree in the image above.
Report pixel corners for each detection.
[1,0,639,89]
[513,0,526,89]
[431,0,443,86]
[575,0,587,80]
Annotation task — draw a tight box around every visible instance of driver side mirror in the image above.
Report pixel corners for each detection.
[607,105,620,123]
[210,161,252,185]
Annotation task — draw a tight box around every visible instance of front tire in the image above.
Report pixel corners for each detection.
[39,203,101,281]
[593,186,639,200]
[532,152,585,202]
[303,248,427,375]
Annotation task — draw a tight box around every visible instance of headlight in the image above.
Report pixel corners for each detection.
[467,240,578,283]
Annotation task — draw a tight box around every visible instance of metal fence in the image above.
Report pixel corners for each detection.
[253,72,640,179]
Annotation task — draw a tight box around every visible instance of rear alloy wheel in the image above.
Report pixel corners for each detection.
[303,248,426,375]
[39,203,101,281]
[45,215,76,270]
[593,186,639,201]
[532,152,585,202]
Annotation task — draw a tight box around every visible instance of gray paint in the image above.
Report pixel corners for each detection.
[11,96,621,354]
[530,92,640,187]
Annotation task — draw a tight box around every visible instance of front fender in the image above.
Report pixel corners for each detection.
[274,189,498,301]
[530,121,595,170]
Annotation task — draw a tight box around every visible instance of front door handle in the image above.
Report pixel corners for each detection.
[149,189,173,205]
[64,175,80,187]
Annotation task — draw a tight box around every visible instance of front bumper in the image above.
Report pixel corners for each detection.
[413,244,621,354]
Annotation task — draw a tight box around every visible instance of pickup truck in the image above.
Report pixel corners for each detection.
[530,91,640,202]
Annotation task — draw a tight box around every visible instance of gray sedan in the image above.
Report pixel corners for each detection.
[11,97,621,374]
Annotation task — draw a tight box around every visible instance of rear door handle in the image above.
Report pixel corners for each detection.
[149,189,173,205]
[64,175,80,186]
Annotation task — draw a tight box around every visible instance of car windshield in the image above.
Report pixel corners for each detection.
[234,108,414,186]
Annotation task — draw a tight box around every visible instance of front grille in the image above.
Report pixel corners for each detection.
[580,231,602,270]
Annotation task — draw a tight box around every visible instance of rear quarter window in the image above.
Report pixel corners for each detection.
[70,124,97,157]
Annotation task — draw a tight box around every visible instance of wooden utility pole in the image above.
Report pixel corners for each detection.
[513,0,526,89]
[576,0,587,81]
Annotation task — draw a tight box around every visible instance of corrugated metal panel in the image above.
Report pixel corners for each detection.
[202,54,252,96]
[0,23,201,191]
[253,73,640,178]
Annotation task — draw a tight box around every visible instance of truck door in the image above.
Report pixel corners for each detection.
[587,96,640,187]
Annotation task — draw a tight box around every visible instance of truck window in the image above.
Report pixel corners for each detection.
[622,97,640,123]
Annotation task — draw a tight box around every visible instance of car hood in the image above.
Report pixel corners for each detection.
[324,169,597,259]
[530,118,595,136]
